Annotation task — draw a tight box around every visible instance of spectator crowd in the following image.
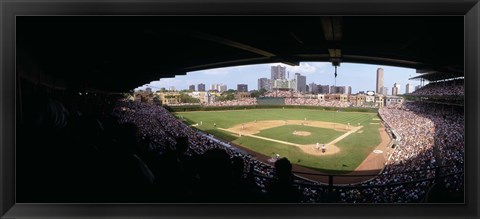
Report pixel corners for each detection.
[202,97,257,107]
[336,100,464,203]
[410,79,464,96]
[285,97,352,108]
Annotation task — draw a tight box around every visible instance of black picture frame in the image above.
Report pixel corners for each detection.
[1,0,479,218]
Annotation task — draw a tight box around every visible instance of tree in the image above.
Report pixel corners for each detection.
[179,92,200,103]
[250,88,267,98]
[216,92,235,101]
[153,96,162,105]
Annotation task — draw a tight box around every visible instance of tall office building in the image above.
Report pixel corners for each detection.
[405,83,414,94]
[189,85,195,91]
[348,86,352,95]
[271,65,286,80]
[294,73,307,93]
[258,78,271,90]
[197,83,206,92]
[209,83,226,92]
[309,82,318,93]
[330,85,346,94]
[319,85,330,94]
[392,82,400,96]
[382,86,388,96]
[237,84,248,92]
[219,84,227,92]
[376,68,384,94]
[330,85,336,94]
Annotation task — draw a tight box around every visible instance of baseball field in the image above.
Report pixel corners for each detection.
[175,108,386,174]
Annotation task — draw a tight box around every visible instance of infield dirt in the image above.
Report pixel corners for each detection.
[227,122,392,184]
[220,120,362,156]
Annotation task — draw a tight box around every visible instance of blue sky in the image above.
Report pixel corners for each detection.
[135,62,421,95]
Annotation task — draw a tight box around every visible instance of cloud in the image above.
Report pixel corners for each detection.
[134,77,184,91]
[269,62,330,75]
[289,63,316,74]
[194,67,232,76]
[185,79,198,86]
[193,62,330,77]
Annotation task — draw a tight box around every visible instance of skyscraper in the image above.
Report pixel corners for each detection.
[405,83,414,94]
[392,82,400,96]
[198,83,205,92]
[189,85,195,91]
[319,85,330,94]
[237,84,248,92]
[258,78,271,90]
[271,65,286,80]
[329,85,346,94]
[309,82,318,93]
[219,84,227,92]
[294,73,307,93]
[376,68,384,94]
[382,86,388,96]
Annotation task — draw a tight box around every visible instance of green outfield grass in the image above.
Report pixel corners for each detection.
[255,125,344,145]
[176,108,381,173]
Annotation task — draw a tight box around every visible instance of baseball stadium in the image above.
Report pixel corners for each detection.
[14,16,465,204]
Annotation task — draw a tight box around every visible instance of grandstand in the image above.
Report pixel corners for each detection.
[407,74,464,106]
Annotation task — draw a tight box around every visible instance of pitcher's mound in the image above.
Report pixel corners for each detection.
[293,131,311,136]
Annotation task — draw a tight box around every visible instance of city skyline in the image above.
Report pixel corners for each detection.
[136,62,420,94]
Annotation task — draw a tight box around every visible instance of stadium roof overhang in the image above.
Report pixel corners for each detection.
[409,72,465,82]
[17,16,464,93]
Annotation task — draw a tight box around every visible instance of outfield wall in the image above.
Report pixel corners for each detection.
[256,97,285,105]
[166,104,378,113]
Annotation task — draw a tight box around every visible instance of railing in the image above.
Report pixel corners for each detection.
[253,166,463,202]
